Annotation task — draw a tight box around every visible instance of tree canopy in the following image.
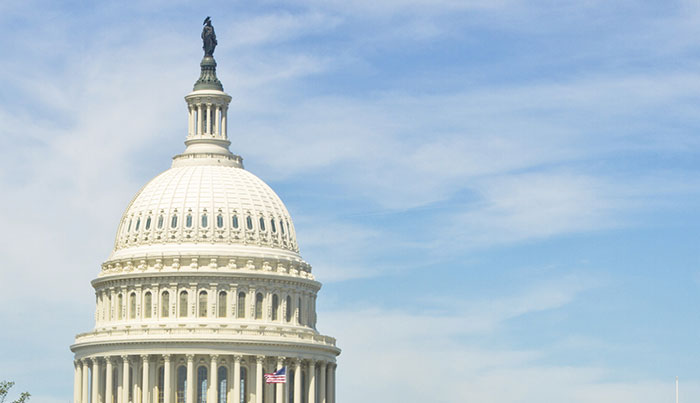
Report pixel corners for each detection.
[0,382,30,403]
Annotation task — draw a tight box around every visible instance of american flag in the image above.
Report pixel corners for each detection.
[264,367,287,384]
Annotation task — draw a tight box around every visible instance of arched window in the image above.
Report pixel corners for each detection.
[158,366,165,403]
[217,366,228,403]
[179,291,188,317]
[272,294,279,321]
[199,291,208,317]
[171,214,178,228]
[285,296,292,322]
[129,292,136,319]
[246,216,253,230]
[280,220,285,235]
[259,217,266,231]
[117,294,123,320]
[237,292,246,318]
[157,215,164,229]
[135,217,141,231]
[127,219,132,232]
[218,291,227,318]
[145,216,151,230]
[297,297,302,325]
[240,367,247,403]
[108,295,113,321]
[271,219,277,233]
[197,366,208,403]
[255,293,263,320]
[161,291,170,317]
[288,369,295,403]
[186,214,193,228]
[129,368,134,401]
[177,366,187,403]
[232,215,239,229]
[216,214,223,228]
[301,371,307,403]
[144,292,152,319]
[201,214,208,228]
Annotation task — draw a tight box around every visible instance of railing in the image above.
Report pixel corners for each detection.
[75,325,337,347]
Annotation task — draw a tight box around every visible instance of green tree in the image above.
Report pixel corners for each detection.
[0,381,30,403]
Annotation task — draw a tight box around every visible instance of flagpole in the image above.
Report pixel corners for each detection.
[675,376,678,403]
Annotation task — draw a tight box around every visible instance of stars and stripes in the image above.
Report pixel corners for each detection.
[264,366,287,384]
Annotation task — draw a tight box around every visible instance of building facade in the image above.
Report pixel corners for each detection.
[70,27,340,403]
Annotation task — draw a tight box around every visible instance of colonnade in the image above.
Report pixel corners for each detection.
[188,103,228,139]
[73,354,336,403]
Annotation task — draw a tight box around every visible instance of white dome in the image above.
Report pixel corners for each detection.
[111,164,300,260]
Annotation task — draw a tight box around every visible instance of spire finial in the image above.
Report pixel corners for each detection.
[194,17,223,91]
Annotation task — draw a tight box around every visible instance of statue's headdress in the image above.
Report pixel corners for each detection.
[203,16,211,25]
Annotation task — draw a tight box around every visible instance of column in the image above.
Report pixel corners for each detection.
[275,357,284,403]
[209,355,218,403]
[163,355,172,403]
[106,358,113,403]
[188,105,194,136]
[82,360,89,403]
[255,356,264,403]
[142,355,149,403]
[186,355,194,403]
[318,362,326,403]
[232,356,241,403]
[293,360,301,403]
[74,360,82,403]
[93,358,101,403]
[122,356,130,403]
[308,361,315,403]
[221,106,227,139]
[197,105,203,136]
[205,104,211,135]
[330,364,336,403]
[213,106,220,136]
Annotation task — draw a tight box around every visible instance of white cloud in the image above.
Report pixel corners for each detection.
[320,276,695,403]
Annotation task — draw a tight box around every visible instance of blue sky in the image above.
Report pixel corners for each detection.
[1,0,699,402]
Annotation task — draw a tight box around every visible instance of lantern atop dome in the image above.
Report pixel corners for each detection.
[173,20,240,168]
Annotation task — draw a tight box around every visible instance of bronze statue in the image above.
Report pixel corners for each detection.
[202,16,217,57]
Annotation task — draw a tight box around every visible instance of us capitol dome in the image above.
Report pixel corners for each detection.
[71,18,339,403]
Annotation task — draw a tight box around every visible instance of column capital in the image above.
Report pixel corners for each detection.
[163,354,171,362]
[308,360,316,368]
[187,354,195,362]
[256,355,265,363]
[277,356,286,365]
[141,354,150,361]
[211,354,219,363]
[234,355,243,363]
